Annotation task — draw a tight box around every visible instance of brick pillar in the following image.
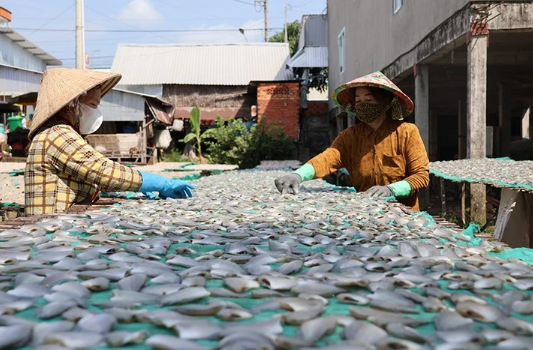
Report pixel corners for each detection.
[257,82,300,139]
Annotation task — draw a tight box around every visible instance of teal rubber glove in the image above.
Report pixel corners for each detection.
[139,171,195,199]
[145,192,157,200]
[388,180,412,198]
[293,163,315,181]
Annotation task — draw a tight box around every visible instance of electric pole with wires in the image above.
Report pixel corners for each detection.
[75,0,85,69]
[255,0,268,42]
[284,3,292,43]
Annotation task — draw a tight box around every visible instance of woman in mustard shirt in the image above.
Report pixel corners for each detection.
[275,71,429,211]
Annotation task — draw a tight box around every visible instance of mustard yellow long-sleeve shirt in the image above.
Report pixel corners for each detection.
[308,118,429,210]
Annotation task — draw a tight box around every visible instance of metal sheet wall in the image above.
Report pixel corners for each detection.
[99,90,145,122]
[0,66,42,96]
[0,34,48,71]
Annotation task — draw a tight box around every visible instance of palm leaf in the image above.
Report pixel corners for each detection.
[190,107,201,134]
[200,128,217,139]
[179,133,197,144]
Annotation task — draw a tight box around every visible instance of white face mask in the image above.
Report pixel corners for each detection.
[79,104,104,135]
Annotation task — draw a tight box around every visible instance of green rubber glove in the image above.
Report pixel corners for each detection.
[292,163,315,181]
[388,180,412,198]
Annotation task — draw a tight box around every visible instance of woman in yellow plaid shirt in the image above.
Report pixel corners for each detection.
[25,68,194,215]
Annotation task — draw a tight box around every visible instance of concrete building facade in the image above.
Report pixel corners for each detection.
[327,0,533,223]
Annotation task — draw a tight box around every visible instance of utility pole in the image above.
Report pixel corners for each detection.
[75,0,85,69]
[255,0,268,42]
[284,3,288,43]
[284,3,291,43]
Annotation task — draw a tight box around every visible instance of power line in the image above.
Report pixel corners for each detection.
[13,28,73,32]
[85,5,178,44]
[34,32,74,44]
[57,55,115,60]
[293,0,316,7]
[25,4,74,38]
[12,27,281,33]
[15,16,266,22]
[232,0,255,5]
[151,0,238,20]
[34,36,143,44]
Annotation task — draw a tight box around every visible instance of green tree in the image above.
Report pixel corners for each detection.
[205,117,296,169]
[178,107,215,162]
[308,67,328,93]
[268,20,300,56]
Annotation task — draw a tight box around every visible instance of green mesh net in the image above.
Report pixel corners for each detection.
[15,178,533,349]
[429,157,533,192]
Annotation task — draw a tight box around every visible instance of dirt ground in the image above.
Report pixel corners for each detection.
[0,162,26,204]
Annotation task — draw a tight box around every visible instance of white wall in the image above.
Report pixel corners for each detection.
[328,0,470,108]
[0,34,47,72]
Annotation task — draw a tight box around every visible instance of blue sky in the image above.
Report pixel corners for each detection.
[2,0,326,68]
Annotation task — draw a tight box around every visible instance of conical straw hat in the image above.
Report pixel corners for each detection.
[332,71,414,119]
[29,68,121,139]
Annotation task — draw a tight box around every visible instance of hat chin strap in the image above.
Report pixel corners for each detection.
[389,98,404,120]
[60,104,82,131]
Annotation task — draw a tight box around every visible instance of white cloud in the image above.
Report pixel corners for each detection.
[117,0,163,25]
[175,20,266,44]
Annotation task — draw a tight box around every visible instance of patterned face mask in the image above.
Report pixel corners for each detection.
[354,102,391,123]
[352,97,404,123]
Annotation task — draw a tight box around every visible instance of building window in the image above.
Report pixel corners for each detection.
[393,0,404,14]
[338,28,346,74]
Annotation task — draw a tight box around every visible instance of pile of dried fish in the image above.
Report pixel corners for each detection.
[0,170,533,350]
[430,158,533,191]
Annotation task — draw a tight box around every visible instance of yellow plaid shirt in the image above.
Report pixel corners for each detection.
[25,120,142,215]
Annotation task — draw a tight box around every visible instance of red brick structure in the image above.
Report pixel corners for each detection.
[257,82,300,139]
[303,101,328,118]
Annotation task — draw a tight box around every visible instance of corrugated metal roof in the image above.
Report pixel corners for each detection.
[0,27,61,66]
[145,97,171,125]
[111,43,294,86]
[113,88,170,105]
[289,47,328,68]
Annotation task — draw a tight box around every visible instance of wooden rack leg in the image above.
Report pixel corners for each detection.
[461,183,466,226]
[440,177,446,217]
